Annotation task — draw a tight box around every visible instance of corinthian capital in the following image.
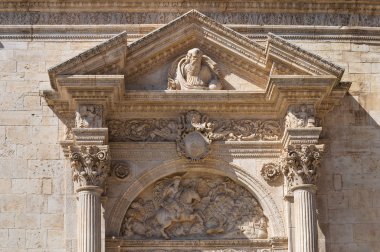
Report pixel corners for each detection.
[69,145,110,188]
[280,144,322,188]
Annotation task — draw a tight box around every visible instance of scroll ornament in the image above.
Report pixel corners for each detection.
[107,112,281,143]
[69,145,110,187]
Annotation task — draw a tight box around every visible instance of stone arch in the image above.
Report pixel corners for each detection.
[107,158,286,238]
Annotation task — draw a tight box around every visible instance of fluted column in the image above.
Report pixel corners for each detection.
[77,186,103,252]
[281,144,321,252]
[70,145,110,252]
[292,185,317,252]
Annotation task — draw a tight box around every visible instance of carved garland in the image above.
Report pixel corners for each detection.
[107,111,282,143]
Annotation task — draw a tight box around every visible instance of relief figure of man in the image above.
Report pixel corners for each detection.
[168,48,222,90]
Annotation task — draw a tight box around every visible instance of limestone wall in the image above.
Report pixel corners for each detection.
[0,39,379,251]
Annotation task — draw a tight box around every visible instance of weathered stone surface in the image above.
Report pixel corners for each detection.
[0,1,379,252]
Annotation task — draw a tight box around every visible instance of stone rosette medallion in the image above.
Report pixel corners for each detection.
[122,174,268,240]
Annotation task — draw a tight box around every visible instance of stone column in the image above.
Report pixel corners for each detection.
[70,104,110,252]
[77,186,103,252]
[70,145,110,252]
[281,144,321,252]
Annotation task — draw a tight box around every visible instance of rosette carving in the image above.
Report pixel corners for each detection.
[280,144,321,187]
[111,162,130,180]
[260,163,281,182]
[69,145,110,187]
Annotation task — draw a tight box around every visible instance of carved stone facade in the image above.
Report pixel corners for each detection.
[3,1,379,252]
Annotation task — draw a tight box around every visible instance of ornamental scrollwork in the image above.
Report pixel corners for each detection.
[122,174,268,240]
[69,145,110,187]
[107,119,179,142]
[280,144,321,187]
[107,111,282,143]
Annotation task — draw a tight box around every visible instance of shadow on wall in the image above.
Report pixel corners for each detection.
[317,93,380,251]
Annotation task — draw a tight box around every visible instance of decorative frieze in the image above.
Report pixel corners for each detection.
[107,111,282,143]
[122,174,268,240]
[0,11,379,27]
[280,145,321,187]
[69,145,110,187]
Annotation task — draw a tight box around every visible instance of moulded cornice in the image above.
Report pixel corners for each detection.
[43,10,350,125]
[1,0,379,15]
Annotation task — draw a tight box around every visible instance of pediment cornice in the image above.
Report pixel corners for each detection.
[44,10,350,126]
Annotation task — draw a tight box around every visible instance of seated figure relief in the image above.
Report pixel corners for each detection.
[122,174,268,240]
[168,48,223,90]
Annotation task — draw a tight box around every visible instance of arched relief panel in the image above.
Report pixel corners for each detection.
[107,158,286,238]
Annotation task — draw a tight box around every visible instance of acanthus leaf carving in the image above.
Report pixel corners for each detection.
[280,144,321,188]
[107,111,282,143]
[69,145,110,187]
[122,174,268,240]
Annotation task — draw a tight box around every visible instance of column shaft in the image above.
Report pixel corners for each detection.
[77,186,102,252]
[293,186,317,252]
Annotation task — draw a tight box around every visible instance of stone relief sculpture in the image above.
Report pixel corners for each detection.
[111,162,130,180]
[285,104,315,128]
[260,163,281,182]
[121,174,268,240]
[107,119,179,142]
[107,111,282,143]
[168,48,223,90]
[176,110,212,161]
[75,104,103,128]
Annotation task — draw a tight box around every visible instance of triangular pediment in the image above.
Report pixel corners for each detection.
[48,10,344,92]
[44,10,349,122]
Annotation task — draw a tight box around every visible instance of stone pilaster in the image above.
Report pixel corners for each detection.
[279,103,322,252]
[70,104,110,252]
